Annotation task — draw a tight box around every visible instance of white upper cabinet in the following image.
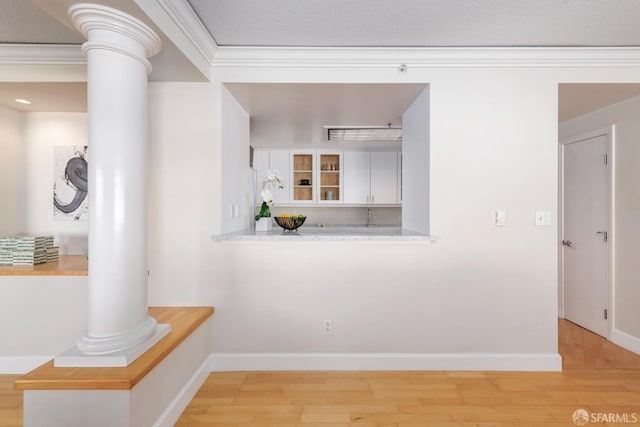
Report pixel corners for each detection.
[253,149,290,205]
[257,148,399,206]
[343,151,371,204]
[343,150,400,205]
[370,151,399,204]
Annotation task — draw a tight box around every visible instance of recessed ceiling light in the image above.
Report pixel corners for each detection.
[15,98,32,105]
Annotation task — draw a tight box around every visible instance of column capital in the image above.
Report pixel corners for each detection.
[69,3,161,73]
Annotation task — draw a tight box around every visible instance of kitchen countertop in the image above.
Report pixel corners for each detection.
[213,225,431,242]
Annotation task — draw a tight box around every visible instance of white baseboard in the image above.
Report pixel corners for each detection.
[611,328,640,355]
[153,354,213,427]
[210,352,562,372]
[0,356,53,374]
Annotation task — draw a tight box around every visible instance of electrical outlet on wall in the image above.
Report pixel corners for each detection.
[323,319,332,334]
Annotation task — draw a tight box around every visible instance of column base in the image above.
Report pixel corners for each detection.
[54,323,171,367]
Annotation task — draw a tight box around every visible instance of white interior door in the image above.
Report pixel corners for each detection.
[562,133,609,337]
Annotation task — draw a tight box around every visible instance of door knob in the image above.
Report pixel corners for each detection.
[562,240,573,247]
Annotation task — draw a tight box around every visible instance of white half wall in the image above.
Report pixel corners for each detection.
[560,93,640,343]
[0,105,23,235]
[22,113,88,254]
[0,275,87,372]
[22,318,212,427]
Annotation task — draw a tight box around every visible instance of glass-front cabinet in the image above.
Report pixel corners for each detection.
[317,151,343,203]
[291,151,315,203]
[290,150,344,204]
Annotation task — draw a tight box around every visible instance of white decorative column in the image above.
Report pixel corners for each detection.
[55,4,170,367]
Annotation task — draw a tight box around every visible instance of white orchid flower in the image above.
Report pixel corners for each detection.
[263,170,284,190]
[260,188,273,206]
[256,170,285,221]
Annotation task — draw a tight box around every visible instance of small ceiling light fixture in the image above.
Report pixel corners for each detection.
[15,98,32,105]
[399,64,408,73]
[325,124,402,141]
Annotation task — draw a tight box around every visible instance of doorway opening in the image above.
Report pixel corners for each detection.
[558,126,613,338]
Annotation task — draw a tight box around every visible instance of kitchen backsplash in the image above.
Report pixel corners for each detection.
[269,206,401,226]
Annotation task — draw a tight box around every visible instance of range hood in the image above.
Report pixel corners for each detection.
[325,125,402,141]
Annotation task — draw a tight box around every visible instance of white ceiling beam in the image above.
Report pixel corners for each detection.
[134,0,217,80]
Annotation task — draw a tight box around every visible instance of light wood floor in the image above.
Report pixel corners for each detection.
[558,318,640,370]
[2,319,639,427]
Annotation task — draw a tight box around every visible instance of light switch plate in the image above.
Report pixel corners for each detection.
[495,210,507,226]
[536,210,551,226]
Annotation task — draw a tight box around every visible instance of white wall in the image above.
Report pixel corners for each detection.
[560,94,640,342]
[147,82,218,305]
[22,113,88,254]
[402,87,430,234]
[145,65,563,369]
[8,57,640,370]
[0,106,23,235]
[221,86,252,233]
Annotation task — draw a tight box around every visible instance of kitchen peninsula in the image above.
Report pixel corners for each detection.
[214,225,430,242]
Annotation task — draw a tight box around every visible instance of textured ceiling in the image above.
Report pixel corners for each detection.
[1,1,640,118]
[188,0,640,47]
[1,0,639,48]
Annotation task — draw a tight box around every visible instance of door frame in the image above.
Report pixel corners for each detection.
[558,125,615,338]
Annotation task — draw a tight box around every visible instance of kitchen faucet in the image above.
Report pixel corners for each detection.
[367,208,373,227]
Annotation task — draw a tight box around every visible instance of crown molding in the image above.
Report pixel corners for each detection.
[155,0,217,63]
[213,46,640,68]
[4,43,640,76]
[0,44,85,65]
[134,0,216,79]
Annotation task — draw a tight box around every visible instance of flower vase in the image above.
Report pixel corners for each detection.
[255,217,272,232]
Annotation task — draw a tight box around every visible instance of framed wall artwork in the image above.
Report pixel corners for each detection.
[53,145,88,220]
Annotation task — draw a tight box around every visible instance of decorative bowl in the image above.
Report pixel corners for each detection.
[274,216,306,231]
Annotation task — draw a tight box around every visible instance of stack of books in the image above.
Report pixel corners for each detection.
[0,235,58,266]
[47,247,59,263]
[0,237,17,266]
[12,250,48,266]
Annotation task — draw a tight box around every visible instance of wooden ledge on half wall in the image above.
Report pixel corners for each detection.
[14,306,214,391]
[0,255,88,276]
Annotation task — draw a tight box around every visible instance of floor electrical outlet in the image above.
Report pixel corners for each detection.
[323,319,332,334]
